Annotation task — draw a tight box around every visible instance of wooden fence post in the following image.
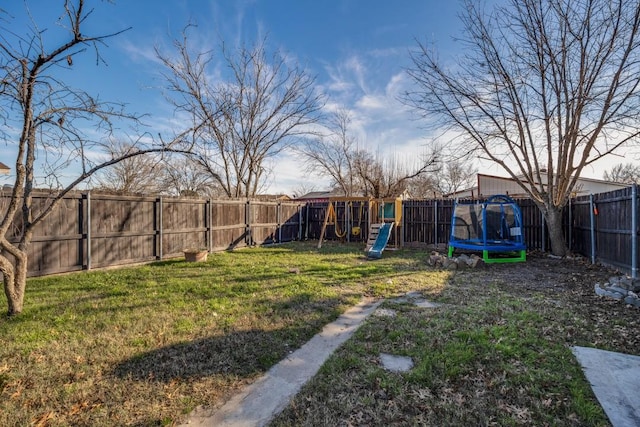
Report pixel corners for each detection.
[84,192,92,270]
[568,197,573,252]
[589,194,596,264]
[277,201,282,243]
[541,210,546,253]
[157,197,163,260]
[434,199,438,247]
[206,199,212,252]
[298,204,303,241]
[245,200,252,246]
[632,185,637,278]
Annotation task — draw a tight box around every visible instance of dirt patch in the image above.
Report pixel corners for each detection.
[453,252,640,355]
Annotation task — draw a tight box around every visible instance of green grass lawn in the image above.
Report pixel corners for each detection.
[270,254,640,427]
[0,242,446,426]
[1,242,636,426]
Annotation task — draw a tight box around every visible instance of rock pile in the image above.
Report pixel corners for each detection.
[428,251,484,269]
[595,276,640,308]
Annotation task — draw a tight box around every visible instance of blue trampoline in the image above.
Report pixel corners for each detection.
[448,195,526,263]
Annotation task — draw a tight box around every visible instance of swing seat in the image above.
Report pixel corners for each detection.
[352,226,361,235]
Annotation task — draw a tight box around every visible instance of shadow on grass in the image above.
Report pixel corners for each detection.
[113,328,303,382]
[113,294,351,384]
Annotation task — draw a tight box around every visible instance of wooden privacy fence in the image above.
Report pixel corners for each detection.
[4,186,638,278]
[570,185,639,277]
[1,191,303,277]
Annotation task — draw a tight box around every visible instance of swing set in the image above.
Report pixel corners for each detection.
[317,197,402,253]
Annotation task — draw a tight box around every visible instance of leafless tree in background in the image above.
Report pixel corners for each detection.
[290,183,318,199]
[353,150,438,198]
[160,155,223,198]
[405,173,440,199]
[436,158,477,196]
[297,108,358,196]
[157,31,323,198]
[406,0,640,256]
[93,141,164,195]
[603,163,640,184]
[0,1,192,315]
[298,108,439,197]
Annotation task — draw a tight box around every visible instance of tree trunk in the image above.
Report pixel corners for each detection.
[545,206,568,257]
[1,252,27,316]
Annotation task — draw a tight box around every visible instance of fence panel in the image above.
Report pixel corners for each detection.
[594,188,633,271]
[279,202,304,242]
[209,200,247,251]
[162,198,208,257]
[90,194,157,268]
[249,201,278,245]
[403,199,434,246]
[517,198,546,251]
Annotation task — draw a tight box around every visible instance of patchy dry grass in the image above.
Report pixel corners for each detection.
[271,254,640,427]
[0,242,445,426]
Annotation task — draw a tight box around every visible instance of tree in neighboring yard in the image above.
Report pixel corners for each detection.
[159,155,224,198]
[297,108,360,196]
[603,163,640,184]
[405,0,640,256]
[436,158,478,196]
[297,107,439,197]
[353,150,438,198]
[157,32,323,198]
[93,141,164,195]
[0,1,191,315]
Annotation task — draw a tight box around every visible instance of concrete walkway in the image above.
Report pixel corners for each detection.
[177,298,639,427]
[180,298,382,427]
[572,346,640,427]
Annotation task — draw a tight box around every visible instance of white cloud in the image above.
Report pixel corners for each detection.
[355,94,385,110]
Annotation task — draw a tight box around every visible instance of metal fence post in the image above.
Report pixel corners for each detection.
[632,184,638,278]
[589,194,596,264]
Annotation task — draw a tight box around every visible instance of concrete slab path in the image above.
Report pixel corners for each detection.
[572,346,640,427]
[180,298,382,427]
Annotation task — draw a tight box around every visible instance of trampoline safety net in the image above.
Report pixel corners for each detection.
[448,195,526,263]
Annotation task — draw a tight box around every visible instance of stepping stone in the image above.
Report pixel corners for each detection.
[379,353,414,373]
[405,291,423,299]
[413,299,441,309]
[373,308,397,317]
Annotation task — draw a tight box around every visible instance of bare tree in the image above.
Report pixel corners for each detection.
[405,0,640,256]
[157,31,323,198]
[354,150,438,198]
[298,107,438,197]
[406,173,440,198]
[160,155,223,198]
[92,140,164,195]
[297,107,358,195]
[603,163,640,184]
[291,183,317,199]
[0,1,191,315]
[436,158,477,196]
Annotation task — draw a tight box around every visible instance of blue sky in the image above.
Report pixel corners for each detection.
[2,0,472,194]
[1,0,622,194]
